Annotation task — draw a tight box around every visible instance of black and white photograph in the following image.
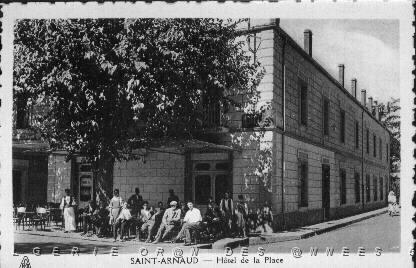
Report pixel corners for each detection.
[0,2,413,268]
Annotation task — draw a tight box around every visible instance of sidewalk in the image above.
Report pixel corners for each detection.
[14,226,211,249]
[15,207,388,250]
[212,207,388,249]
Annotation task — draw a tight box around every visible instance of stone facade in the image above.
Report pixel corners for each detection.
[113,149,185,206]
[219,21,390,229]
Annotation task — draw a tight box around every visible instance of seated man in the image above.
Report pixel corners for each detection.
[204,202,223,239]
[113,201,132,242]
[92,201,110,237]
[152,201,181,243]
[140,202,164,243]
[172,201,202,246]
[81,201,97,236]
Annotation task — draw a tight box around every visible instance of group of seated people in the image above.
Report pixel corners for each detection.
[79,188,275,245]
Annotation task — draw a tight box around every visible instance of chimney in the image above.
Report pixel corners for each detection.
[361,89,367,107]
[374,100,380,120]
[351,78,357,98]
[368,97,373,113]
[304,29,312,56]
[338,64,345,87]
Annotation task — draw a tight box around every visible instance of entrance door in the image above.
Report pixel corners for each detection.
[13,170,22,204]
[322,164,330,220]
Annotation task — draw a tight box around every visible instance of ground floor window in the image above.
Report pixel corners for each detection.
[366,174,371,202]
[354,172,360,203]
[340,169,346,205]
[373,176,378,201]
[298,160,308,207]
[379,177,384,200]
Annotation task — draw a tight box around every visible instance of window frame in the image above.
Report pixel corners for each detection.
[373,134,377,158]
[366,129,370,154]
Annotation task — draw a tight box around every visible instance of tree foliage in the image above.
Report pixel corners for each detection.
[14,19,262,161]
[379,98,400,174]
[14,19,263,199]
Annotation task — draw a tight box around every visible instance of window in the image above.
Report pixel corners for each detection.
[242,113,261,128]
[379,177,383,200]
[340,169,346,205]
[373,176,378,201]
[386,143,389,162]
[323,98,329,135]
[366,175,370,202]
[373,134,377,157]
[300,82,308,126]
[354,172,360,203]
[366,129,370,154]
[355,121,359,149]
[340,110,345,143]
[379,139,382,160]
[298,161,308,207]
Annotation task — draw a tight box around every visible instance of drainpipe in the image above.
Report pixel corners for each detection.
[278,23,287,230]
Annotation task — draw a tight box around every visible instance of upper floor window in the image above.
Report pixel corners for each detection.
[373,134,377,157]
[323,98,329,135]
[386,143,389,162]
[241,113,261,128]
[340,110,345,143]
[299,81,308,126]
[379,138,382,160]
[355,121,359,149]
[366,129,370,154]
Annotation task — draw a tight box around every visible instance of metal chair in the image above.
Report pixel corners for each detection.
[14,207,27,230]
[32,207,48,231]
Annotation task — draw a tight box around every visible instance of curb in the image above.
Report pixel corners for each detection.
[217,209,387,249]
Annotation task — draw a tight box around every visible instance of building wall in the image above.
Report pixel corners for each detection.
[113,149,185,207]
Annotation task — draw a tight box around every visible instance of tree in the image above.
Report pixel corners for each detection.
[13,19,263,201]
[379,98,400,174]
[379,98,400,200]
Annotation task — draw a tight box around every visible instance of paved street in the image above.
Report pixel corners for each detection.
[14,213,399,255]
[235,213,400,255]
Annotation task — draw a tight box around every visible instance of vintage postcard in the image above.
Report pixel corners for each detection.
[0,1,414,268]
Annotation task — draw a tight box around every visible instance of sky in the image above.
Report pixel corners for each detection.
[279,19,399,104]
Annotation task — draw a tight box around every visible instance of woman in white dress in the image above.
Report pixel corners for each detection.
[109,189,123,236]
[60,189,77,232]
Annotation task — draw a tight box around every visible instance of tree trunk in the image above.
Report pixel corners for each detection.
[94,157,114,205]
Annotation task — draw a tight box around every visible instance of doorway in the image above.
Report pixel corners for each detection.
[13,170,23,204]
[322,164,330,220]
